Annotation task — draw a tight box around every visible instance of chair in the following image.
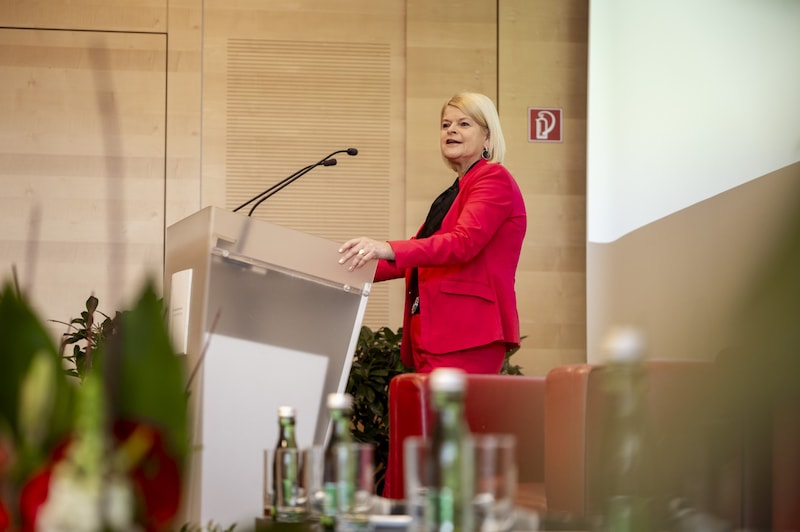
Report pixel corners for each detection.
[384,372,547,511]
[545,361,739,527]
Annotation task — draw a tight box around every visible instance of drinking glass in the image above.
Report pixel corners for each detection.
[303,445,326,522]
[274,447,308,522]
[473,434,517,532]
[404,434,517,532]
[335,442,375,531]
[263,449,274,518]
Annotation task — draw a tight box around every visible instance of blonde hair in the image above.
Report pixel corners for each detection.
[440,92,506,171]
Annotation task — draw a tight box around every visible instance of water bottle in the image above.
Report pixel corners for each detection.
[601,327,652,532]
[321,393,354,530]
[273,405,305,522]
[426,367,475,531]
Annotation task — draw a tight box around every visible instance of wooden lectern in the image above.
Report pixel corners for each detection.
[164,206,376,529]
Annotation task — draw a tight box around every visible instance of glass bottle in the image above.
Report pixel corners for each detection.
[601,327,651,532]
[273,405,304,522]
[426,367,475,532]
[321,392,354,530]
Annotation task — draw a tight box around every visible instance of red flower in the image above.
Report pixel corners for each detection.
[15,421,182,532]
[18,439,69,532]
[18,466,53,532]
[0,438,11,531]
[113,420,182,531]
[1,496,11,532]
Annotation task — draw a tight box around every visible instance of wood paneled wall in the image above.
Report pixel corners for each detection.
[0,26,168,329]
[499,0,588,374]
[0,0,588,375]
[404,1,588,374]
[0,0,203,339]
[200,0,406,325]
[403,0,499,333]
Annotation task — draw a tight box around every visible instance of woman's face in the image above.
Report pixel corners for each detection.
[440,105,488,172]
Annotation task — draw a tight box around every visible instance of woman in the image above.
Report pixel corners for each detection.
[339,92,526,374]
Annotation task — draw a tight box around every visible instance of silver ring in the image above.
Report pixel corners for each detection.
[358,249,365,256]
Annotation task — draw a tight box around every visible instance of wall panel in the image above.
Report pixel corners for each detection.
[404,0,498,329]
[0,0,166,32]
[0,0,591,376]
[406,0,497,235]
[0,28,167,335]
[201,0,406,328]
[164,0,203,228]
[499,0,589,374]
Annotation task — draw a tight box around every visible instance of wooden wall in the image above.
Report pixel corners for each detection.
[0,0,588,375]
[499,1,588,373]
[0,0,201,337]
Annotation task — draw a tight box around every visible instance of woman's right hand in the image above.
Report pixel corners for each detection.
[338,237,395,271]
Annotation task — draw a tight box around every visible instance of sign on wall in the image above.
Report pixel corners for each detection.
[528,107,563,143]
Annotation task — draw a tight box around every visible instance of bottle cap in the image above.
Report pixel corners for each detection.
[429,367,467,392]
[327,393,353,410]
[278,405,296,418]
[602,326,646,363]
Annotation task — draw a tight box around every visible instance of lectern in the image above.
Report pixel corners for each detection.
[164,206,376,529]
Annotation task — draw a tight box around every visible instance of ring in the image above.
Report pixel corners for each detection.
[358,249,365,256]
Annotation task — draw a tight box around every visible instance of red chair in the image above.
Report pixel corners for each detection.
[545,360,753,528]
[385,372,547,511]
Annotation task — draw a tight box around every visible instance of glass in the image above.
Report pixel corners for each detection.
[403,436,474,532]
[263,449,274,518]
[335,442,375,531]
[473,434,517,532]
[274,448,308,522]
[405,434,517,532]
[303,445,326,522]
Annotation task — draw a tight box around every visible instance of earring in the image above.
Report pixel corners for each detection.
[481,148,490,160]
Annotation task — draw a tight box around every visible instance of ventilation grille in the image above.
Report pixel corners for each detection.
[225,38,393,324]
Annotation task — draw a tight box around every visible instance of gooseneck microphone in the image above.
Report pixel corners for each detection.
[233,148,359,216]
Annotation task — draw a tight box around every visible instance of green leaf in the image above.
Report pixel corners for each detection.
[107,280,189,465]
[0,282,76,482]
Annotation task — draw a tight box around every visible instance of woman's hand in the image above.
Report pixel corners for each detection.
[338,237,395,271]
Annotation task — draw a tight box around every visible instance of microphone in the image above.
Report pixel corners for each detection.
[233,148,359,215]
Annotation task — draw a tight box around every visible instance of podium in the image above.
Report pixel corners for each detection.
[164,206,376,529]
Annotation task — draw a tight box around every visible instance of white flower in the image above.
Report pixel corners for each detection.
[36,461,138,532]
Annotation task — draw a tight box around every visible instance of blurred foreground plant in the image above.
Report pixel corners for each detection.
[0,280,188,531]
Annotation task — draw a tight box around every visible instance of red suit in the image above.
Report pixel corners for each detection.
[375,159,527,371]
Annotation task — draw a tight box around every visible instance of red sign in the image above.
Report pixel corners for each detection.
[528,107,562,143]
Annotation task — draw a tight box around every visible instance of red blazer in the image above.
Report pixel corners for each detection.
[375,159,527,367]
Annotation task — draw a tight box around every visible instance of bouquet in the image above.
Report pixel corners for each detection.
[0,281,188,531]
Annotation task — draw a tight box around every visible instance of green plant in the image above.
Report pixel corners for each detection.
[501,337,526,376]
[50,295,122,381]
[346,326,411,495]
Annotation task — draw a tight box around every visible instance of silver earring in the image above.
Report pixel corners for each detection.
[482,148,490,160]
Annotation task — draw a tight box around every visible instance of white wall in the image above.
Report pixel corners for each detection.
[586,0,800,361]
[588,0,800,244]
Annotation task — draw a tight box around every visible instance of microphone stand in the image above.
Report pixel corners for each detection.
[247,159,336,216]
[233,148,356,214]
[233,163,314,214]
